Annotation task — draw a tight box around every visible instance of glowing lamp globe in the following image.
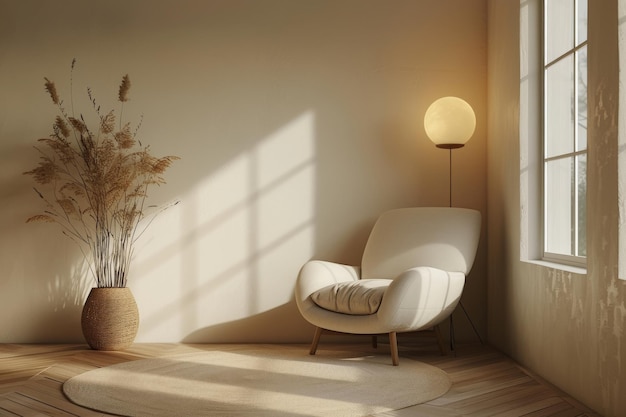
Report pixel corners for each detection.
[424,97,476,149]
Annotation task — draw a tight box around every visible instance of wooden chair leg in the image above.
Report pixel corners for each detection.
[309,327,323,355]
[434,324,447,356]
[372,335,378,349]
[389,331,399,366]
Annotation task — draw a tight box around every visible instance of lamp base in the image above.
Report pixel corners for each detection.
[435,143,465,149]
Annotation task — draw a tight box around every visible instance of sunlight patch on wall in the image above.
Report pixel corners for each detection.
[133,111,316,342]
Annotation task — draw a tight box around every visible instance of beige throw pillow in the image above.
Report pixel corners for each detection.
[311,279,390,315]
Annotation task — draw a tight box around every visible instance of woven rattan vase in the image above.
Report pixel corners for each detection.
[81,287,139,351]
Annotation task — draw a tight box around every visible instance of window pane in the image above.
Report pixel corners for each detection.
[545,55,575,158]
[546,0,574,63]
[577,154,586,256]
[577,45,587,151]
[545,157,573,255]
[577,0,588,45]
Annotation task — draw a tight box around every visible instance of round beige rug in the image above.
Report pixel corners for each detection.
[63,345,450,417]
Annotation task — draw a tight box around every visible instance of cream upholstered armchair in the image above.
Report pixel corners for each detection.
[295,207,481,366]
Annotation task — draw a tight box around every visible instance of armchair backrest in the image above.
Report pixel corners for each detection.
[361,207,481,279]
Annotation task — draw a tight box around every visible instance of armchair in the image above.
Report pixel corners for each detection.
[295,207,481,365]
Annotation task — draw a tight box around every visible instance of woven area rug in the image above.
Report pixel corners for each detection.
[63,345,450,417]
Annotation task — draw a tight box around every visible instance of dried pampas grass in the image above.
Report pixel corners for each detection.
[24,60,179,288]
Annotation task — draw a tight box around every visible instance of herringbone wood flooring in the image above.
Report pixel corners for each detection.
[0,342,600,417]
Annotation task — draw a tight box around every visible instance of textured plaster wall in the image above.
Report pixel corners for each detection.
[488,1,626,416]
[0,1,487,344]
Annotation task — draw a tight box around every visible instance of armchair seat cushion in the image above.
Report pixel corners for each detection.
[311,279,390,315]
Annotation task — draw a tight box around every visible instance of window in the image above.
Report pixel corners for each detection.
[542,0,587,266]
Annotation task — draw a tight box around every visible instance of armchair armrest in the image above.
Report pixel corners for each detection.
[377,266,465,330]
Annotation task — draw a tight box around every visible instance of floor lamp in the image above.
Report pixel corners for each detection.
[423,96,483,351]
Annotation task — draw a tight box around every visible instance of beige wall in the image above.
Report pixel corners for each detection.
[0,1,487,344]
[488,1,626,416]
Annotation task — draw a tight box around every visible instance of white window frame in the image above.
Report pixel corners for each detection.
[541,0,587,268]
[520,0,587,273]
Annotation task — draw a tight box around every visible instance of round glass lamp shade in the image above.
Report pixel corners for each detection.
[424,96,476,149]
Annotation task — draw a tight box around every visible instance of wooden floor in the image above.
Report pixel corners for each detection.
[0,341,600,417]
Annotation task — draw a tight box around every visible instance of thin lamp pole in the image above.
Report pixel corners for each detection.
[449,148,452,207]
[436,143,484,352]
[435,143,463,206]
